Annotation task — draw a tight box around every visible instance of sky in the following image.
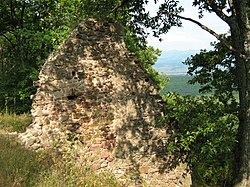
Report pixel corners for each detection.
[146,1,230,51]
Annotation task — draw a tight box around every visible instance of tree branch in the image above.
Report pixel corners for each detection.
[112,0,130,15]
[20,2,26,28]
[176,15,221,39]
[204,0,231,24]
[175,14,243,57]
[10,0,17,27]
[0,33,14,47]
[227,0,236,16]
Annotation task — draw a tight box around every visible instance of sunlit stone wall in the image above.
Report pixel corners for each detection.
[19,18,191,187]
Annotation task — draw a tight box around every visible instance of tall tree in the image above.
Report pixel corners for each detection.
[154,2,249,186]
[0,0,86,113]
[164,1,248,186]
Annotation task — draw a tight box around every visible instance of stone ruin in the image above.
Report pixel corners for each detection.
[19,18,191,186]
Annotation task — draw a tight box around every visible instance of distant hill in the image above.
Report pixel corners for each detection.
[161,75,202,96]
[153,50,199,75]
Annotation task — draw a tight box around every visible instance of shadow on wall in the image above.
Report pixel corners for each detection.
[74,18,189,185]
[23,18,190,186]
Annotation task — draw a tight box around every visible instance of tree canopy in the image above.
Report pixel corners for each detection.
[0,0,87,113]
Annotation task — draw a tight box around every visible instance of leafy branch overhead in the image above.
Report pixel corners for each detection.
[111,0,248,58]
[184,37,238,103]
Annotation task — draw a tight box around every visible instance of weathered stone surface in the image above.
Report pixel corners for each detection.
[19,18,191,186]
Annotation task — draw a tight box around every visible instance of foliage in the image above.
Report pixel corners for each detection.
[0,0,86,113]
[184,38,238,103]
[82,0,120,18]
[124,32,168,89]
[162,92,238,186]
[82,0,154,45]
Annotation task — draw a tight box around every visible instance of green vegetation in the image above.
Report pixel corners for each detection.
[0,114,122,187]
[0,135,50,187]
[0,0,162,113]
[0,0,86,113]
[184,38,238,104]
[158,42,239,185]
[36,160,122,187]
[162,93,238,186]
[161,75,203,96]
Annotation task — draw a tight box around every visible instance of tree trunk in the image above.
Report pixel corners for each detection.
[231,1,250,186]
[0,45,3,76]
[234,45,250,187]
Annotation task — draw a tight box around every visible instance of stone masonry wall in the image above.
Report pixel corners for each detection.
[19,18,191,186]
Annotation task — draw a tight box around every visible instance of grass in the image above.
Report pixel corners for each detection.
[0,113,32,133]
[36,161,122,187]
[0,113,122,187]
[0,135,50,187]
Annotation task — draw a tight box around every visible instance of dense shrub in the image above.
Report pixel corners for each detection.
[162,92,238,186]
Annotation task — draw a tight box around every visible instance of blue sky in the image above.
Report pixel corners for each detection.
[146,1,229,51]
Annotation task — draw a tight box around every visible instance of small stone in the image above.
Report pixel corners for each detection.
[50,115,59,121]
[167,173,177,180]
[106,156,114,162]
[31,143,41,150]
[168,184,178,187]
[101,161,108,168]
[100,149,110,159]
[139,166,149,174]
[59,115,69,122]
[149,168,159,173]
[107,161,115,169]
[25,136,37,147]
[72,113,81,119]
[115,151,124,158]
[79,116,91,123]
[91,163,101,170]
[90,144,102,151]
[32,130,42,137]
